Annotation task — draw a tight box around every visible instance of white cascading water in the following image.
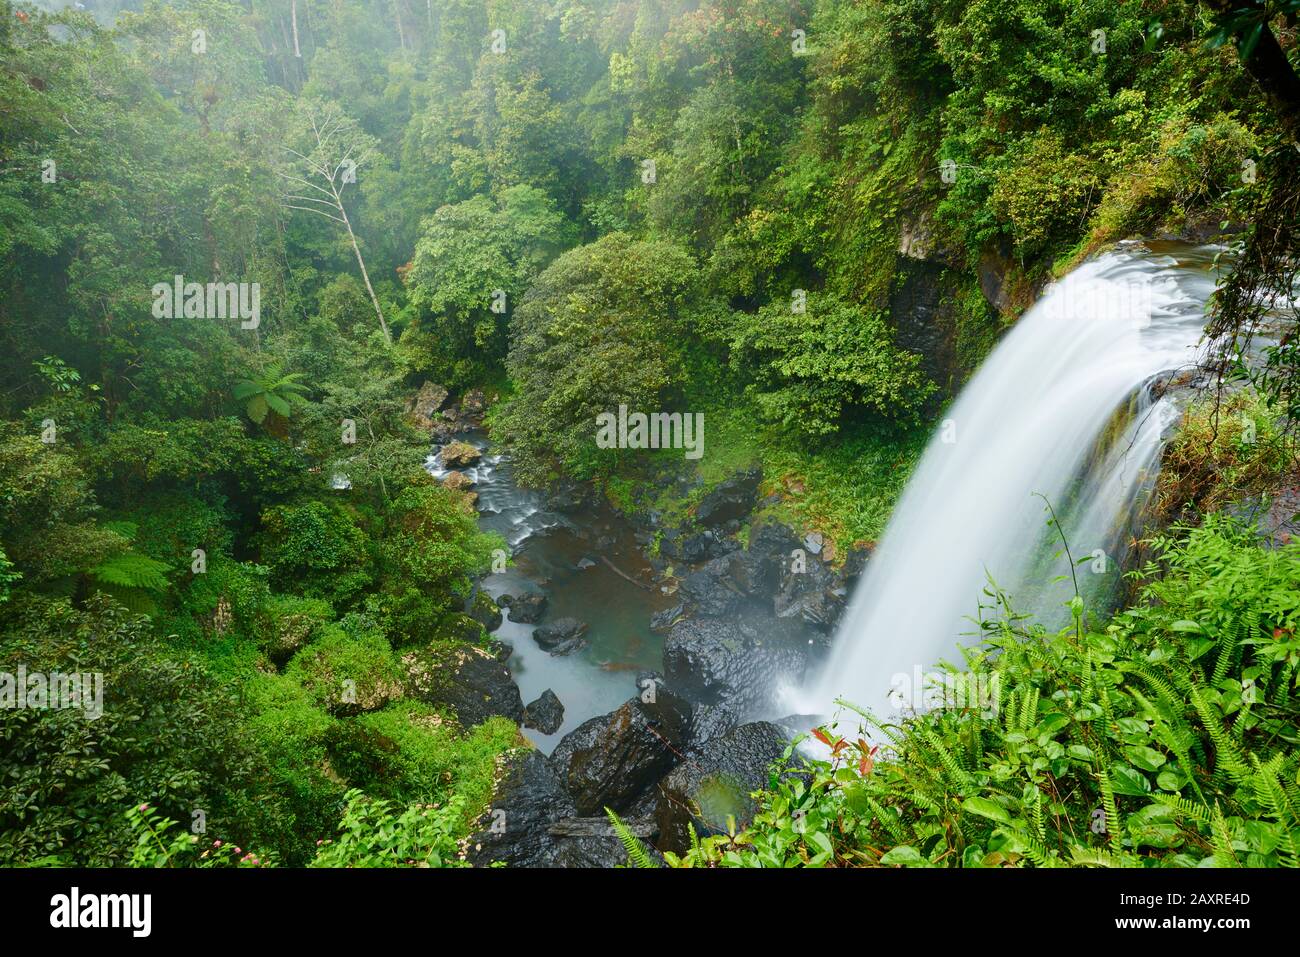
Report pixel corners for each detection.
[799,241,1221,729]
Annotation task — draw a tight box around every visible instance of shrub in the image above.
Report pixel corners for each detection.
[729,292,935,437]
[285,623,405,716]
[0,596,272,866]
[1154,389,1288,520]
[257,500,373,605]
[310,789,470,868]
[326,701,518,819]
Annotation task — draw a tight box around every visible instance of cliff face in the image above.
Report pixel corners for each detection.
[887,209,1011,400]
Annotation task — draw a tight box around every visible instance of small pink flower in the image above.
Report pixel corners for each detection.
[213,840,222,847]
[137,803,149,812]
[233,847,242,855]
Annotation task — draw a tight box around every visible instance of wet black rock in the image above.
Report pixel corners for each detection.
[735,521,803,596]
[533,617,588,652]
[635,671,665,703]
[662,615,812,712]
[686,702,742,751]
[504,591,548,624]
[678,556,745,618]
[774,553,841,632]
[549,692,692,815]
[661,618,752,704]
[466,751,575,867]
[402,639,524,727]
[546,817,661,867]
[654,721,791,853]
[659,527,735,563]
[649,603,686,634]
[523,689,565,735]
[1228,478,1300,547]
[467,751,652,867]
[547,636,589,657]
[694,467,762,527]
[839,544,872,586]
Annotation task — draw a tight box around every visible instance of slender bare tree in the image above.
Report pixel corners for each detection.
[279,101,392,345]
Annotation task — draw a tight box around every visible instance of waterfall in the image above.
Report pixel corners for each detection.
[799,242,1221,727]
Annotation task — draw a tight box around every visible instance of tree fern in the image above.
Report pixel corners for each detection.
[89,553,171,591]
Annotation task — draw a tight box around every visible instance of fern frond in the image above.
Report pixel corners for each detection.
[1189,685,1251,786]
[1211,803,1241,868]
[1096,765,1123,853]
[89,553,171,591]
[604,808,657,869]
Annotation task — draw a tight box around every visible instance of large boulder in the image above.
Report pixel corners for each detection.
[467,590,503,633]
[402,640,524,727]
[466,750,654,868]
[654,721,791,853]
[731,521,802,597]
[662,615,813,712]
[523,689,565,735]
[773,552,842,632]
[502,591,547,624]
[532,617,589,653]
[442,470,475,492]
[546,817,661,867]
[661,618,755,704]
[549,693,692,815]
[466,750,576,867]
[440,440,482,468]
[405,381,449,432]
[677,555,745,618]
[658,526,735,563]
[693,467,762,527]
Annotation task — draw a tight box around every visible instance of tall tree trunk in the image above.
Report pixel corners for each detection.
[292,0,301,58]
[330,182,392,345]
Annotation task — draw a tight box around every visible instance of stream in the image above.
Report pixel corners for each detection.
[427,431,672,752]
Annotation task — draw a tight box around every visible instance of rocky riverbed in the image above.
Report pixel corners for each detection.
[410,386,867,866]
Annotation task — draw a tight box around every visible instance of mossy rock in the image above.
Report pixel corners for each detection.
[258,595,333,665]
[467,591,502,633]
[441,441,482,467]
[286,625,405,717]
[402,639,524,727]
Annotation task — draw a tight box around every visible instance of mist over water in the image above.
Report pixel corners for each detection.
[800,242,1223,728]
